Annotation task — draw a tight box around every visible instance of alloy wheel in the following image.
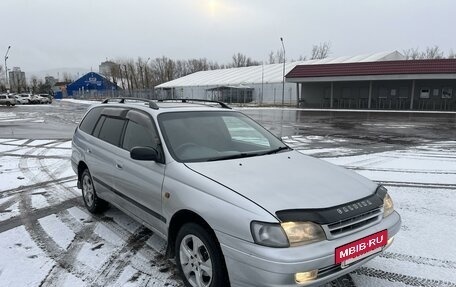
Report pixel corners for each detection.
[179,234,213,287]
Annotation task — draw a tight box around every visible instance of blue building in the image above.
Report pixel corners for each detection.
[66,72,119,97]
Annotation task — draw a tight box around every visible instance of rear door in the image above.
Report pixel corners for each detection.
[84,107,128,202]
[113,109,166,233]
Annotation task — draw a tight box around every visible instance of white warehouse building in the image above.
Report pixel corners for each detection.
[155,51,405,105]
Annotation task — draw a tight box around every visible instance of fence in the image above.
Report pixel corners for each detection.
[71,88,157,100]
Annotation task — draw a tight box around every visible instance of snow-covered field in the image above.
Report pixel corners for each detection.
[0,135,455,286]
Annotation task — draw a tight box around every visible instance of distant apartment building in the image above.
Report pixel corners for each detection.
[99,61,119,77]
[9,67,27,93]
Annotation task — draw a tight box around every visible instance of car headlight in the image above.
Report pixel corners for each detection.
[251,221,289,247]
[281,221,326,246]
[383,193,394,217]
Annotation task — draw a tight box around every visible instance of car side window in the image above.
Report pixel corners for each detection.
[92,116,105,137]
[122,120,157,151]
[79,107,103,134]
[97,116,126,147]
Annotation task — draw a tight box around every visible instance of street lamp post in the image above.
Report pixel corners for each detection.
[280,38,286,107]
[4,46,11,92]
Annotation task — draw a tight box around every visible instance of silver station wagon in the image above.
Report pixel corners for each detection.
[71,98,401,287]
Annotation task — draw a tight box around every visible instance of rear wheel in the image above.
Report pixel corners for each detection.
[81,169,108,213]
[176,223,229,287]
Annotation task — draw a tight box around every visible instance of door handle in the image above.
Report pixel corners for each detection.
[86,148,92,154]
[115,163,123,169]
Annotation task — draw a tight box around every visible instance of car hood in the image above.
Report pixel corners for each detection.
[185,150,377,215]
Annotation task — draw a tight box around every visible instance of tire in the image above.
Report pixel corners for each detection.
[176,223,229,287]
[6,102,10,107]
[80,169,108,213]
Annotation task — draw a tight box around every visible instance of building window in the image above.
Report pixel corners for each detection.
[442,88,453,99]
[390,89,397,96]
[433,89,439,96]
[420,88,430,99]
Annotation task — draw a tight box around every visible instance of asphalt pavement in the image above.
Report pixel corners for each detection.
[0,100,455,286]
[2,100,455,151]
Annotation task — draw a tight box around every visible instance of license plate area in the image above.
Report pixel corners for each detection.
[335,230,388,265]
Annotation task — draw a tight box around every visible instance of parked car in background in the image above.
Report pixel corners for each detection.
[0,94,17,106]
[72,98,401,287]
[18,93,33,104]
[37,95,51,104]
[40,94,53,103]
[39,94,53,103]
[15,94,29,104]
[30,94,42,104]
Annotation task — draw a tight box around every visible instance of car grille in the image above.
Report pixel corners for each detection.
[322,207,383,239]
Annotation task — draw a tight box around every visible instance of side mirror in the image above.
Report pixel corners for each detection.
[130,146,160,161]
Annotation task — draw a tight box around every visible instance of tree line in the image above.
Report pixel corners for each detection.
[103,42,333,90]
[1,44,455,93]
[403,46,455,60]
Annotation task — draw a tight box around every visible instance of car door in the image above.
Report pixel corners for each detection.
[113,109,166,234]
[85,107,128,202]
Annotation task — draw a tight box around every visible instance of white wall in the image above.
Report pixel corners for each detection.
[166,82,299,105]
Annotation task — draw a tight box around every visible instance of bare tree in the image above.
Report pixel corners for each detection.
[150,56,176,85]
[0,65,4,91]
[449,49,456,59]
[62,72,73,82]
[311,42,331,59]
[267,50,285,64]
[109,63,122,88]
[30,76,39,93]
[230,53,260,67]
[404,46,444,59]
[422,46,444,59]
[403,48,421,60]
[231,53,248,67]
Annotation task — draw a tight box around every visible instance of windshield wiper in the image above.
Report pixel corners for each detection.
[262,146,291,155]
[206,152,262,161]
[206,146,291,161]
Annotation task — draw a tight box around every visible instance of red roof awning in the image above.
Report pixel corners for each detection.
[286,59,456,78]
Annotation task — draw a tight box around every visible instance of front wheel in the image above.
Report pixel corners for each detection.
[176,223,229,287]
[81,169,108,213]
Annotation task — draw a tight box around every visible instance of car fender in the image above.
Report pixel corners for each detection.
[162,161,278,244]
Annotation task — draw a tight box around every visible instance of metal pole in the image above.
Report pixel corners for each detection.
[4,46,11,91]
[261,62,264,105]
[368,81,372,109]
[280,37,286,107]
[410,80,415,110]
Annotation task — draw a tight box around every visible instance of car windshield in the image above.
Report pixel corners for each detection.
[158,111,289,162]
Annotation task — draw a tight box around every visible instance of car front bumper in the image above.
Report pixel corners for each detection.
[217,211,401,287]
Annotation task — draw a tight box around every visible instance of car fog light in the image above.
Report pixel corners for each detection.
[295,270,318,284]
[385,236,394,249]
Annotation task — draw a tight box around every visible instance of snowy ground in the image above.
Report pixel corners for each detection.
[0,137,455,286]
[0,102,456,286]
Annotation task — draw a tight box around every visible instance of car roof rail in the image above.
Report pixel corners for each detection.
[101,97,159,110]
[157,99,231,109]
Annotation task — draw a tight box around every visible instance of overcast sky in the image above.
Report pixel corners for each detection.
[1,0,455,74]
